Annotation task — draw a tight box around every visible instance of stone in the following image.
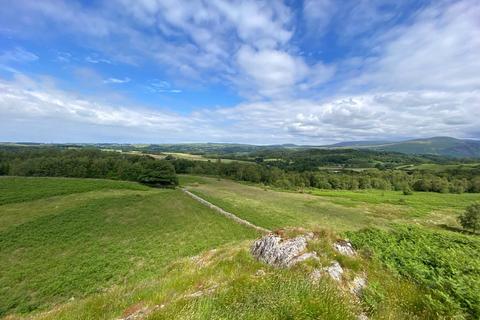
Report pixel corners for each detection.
[357,313,369,320]
[350,276,367,297]
[324,261,343,282]
[333,240,356,256]
[287,251,319,267]
[251,234,309,268]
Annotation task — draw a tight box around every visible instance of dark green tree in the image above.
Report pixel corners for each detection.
[458,202,480,233]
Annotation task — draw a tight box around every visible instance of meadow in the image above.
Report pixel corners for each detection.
[0,177,258,316]
[1,175,479,319]
[180,175,479,231]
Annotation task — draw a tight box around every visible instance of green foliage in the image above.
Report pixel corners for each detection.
[0,178,258,317]
[170,152,480,194]
[347,225,480,319]
[402,185,413,195]
[0,147,178,186]
[361,282,385,314]
[458,202,480,233]
[2,145,479,193]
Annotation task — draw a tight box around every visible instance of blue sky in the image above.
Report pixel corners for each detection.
[0,0,479,144]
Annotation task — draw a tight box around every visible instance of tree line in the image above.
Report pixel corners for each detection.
[1,147,479,193]
[171,159,480,193]
[0,147,177,187]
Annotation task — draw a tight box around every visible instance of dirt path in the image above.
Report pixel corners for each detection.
[181,188,271,234]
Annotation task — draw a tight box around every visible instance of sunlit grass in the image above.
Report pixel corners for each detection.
[0,178,258,317]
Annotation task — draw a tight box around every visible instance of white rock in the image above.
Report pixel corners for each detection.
[333,240,356,256]
[287,251,319,267]
[251,234,309,268]
[357,313,369,320]
[350,276,367,297]
[324,261,344,282]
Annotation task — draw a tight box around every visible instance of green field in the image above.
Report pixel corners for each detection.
[0,177,259,316]
[143,152,246,163]
[2,175,480,319]
[181,175,479,231]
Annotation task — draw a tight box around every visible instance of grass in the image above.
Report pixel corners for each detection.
[3,175,480,319]
[347,225,480,319]
[181,175,374,231]
[0,176,149,206]
[0,178,259,317]
[8,232,441,320]
[309,189,479,216]
[180,175,480,232]
[146,152,247,163]
[397,163,480,171]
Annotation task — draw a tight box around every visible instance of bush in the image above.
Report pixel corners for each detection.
[402,185,413,195]
[458,202,480,233]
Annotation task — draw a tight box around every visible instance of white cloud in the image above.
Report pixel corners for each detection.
[303,0,335,34]
[85,56,112,64]
[0,76,195,142]
[146,80,182,94]
[236,46,308,98]
[350,0,480,92]
[55,51,72,63]
[0,75,479,144]
[103,77,131,84]
[0,47,38,63]
[0,0,479,143]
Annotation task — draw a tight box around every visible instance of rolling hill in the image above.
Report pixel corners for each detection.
[325,137,480,158]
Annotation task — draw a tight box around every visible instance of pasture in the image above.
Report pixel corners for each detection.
[1,175,479,319]
[0,177,258,316]
[180,175,479,231]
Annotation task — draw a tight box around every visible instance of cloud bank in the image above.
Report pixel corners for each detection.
[0,0,479,143]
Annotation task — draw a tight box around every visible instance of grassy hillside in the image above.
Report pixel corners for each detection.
[2,175,479,319]
[181,175,479,231]
[0,177,149,206]
[0,177,259,317]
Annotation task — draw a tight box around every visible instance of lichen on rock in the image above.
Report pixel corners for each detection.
[251,233,317,268]
[333,240,356,256]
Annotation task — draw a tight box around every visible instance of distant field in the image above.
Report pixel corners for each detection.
[0,177,258,316]
[181,175,480,231]
[310,189,479,216]
[397,162,480,171]
[153,152,248,163]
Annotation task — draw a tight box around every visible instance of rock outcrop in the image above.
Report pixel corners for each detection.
[310,261,344,283]
[333,240,356,256]
[325,261,344,281]
[251,234,317,268]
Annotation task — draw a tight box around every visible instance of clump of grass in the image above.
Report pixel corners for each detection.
[347,225,480,319]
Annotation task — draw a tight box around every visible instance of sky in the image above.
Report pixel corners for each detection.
[0,0,479,144]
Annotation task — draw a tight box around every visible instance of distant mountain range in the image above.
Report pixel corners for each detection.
[323,137,480,158]
[3,136,480,158]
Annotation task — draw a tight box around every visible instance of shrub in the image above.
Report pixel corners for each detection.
[458,202,480,233]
